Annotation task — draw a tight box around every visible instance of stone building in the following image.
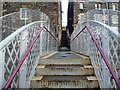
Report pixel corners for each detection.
[2,2,62,31]
[68,0,120,34]
[0,1,62,45]
[67,2,73,35]
[0,0,2,17]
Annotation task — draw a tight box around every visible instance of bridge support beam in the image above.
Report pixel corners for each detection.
[0,48,5,89]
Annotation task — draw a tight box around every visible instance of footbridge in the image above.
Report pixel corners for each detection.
[0,10,120,89]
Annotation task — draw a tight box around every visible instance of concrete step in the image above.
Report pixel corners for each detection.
[35,65,94,76]
[48,51,83,59]
[39,58,91,65]
[60,47,70,51]
[30,51,99,88]
[30,75,99,88]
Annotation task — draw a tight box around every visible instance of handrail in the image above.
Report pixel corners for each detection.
[86,20,120,37]
[44,26,58,44]
[71,26,86,42]
[0,21,41,50]
[70,26,120,89]
[3,25,58,89]
[0,12,19,18]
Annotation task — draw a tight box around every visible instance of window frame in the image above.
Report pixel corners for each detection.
[95,4,98,9]
[112,3,117,11]
[79,2,84,10]
[94,3,102,10]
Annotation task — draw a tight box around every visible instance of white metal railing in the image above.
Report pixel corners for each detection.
[0,13,57,88]
[0,10,56,41]
[79,9,119,33]
[71,20,120,88]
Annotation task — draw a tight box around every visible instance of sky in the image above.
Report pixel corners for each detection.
[62,0,68,27]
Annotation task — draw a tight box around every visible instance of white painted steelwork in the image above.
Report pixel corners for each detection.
[0,11,57,88]
[71,20,120,88]
[0,10,55,41]
[79,9,120,33]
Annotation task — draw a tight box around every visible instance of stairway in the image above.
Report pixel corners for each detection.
[30,51,99,88]
[60,31,68,47]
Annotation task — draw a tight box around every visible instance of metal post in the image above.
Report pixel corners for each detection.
[47,20,50,54]
[51,32,54,53]
[117,38,120,83]
[0,48,5,89]
[25,10,27,25]
[86,23,90,56]
[102,28,109,88]
[106,2,109,26]
[0,18,2,42]
[40,12,43,56]
[0,0,2,17]
[103,9,106,24]
[19,29,28,88]
[0,0,3,42]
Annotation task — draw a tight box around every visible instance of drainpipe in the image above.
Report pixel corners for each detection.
[118,1,120,33]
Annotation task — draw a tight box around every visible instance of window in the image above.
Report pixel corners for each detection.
[99,4,101,9]
[112,15,118,24]
[20,8,28,20]
[78,13,85,23]
[95,4,97,9]
[94,14,103,22]
[80,2,83,9]
[95,3,102,10]
[112,4,116,11]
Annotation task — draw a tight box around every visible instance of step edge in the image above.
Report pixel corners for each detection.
[35,67,94,69]
[36,65,93,69]
[31,76,98,81]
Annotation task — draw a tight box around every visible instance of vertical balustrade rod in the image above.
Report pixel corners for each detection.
[3,26,44,89]
[71,25,120,89]
[86,26,120,89]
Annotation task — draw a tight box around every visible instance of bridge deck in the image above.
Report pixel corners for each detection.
[48,51,82,59]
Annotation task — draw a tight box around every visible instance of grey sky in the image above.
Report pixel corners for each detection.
[62,0,68,26]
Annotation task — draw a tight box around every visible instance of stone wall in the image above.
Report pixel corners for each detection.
[67,2,74,34]
[3,2,61,30]
[0,2,62,45]
[73,2,119,30]
[0,0,2,17]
